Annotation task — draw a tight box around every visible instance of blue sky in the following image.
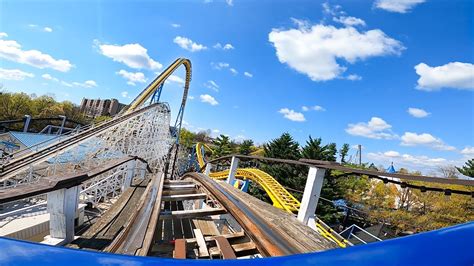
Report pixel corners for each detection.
[0,0,473,173]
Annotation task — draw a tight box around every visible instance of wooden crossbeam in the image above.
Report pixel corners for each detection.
[193,229,209,257]
[160,208,227,220]
[162,193,207,201]
[163,184,195,190]
[185,231,245,244]
[173,239,187,259]
[214,236,237,259]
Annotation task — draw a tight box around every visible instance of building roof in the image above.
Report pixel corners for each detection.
[9,131,64,149]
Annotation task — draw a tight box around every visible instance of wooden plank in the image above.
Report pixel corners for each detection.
[193,229,209,257]
[214,236,237,259]
[209,242,257,256]
[173,239,187,259]
[163,184,195,190]
[186,231,245,244]
[192,218,220,236]
[160,208,227,220]
[162,193,207,201]
[162,189,197,196]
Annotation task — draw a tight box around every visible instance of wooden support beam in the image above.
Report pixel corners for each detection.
[163,184,195,190]
[162,188,197,196]
[160,208,227,220]
[193,229,210,257]
[162,193,207,201]
[209,242,257,257]
[185,231,245,244]
[173,239,187,259]
[215,236,237,259]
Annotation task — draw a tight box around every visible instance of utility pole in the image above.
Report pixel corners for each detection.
[358,144,362,166]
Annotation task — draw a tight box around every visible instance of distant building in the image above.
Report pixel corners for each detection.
[80,98,126,117]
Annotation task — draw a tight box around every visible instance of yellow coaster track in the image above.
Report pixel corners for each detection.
[195,143,301,213]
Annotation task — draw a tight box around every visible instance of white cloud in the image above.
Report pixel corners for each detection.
[200,94,218,105]
[116,69,147,86]
[367,151,455,172]
[414,62,474,91]
[375,0,425,13]
[73,80,97,88]
[0,38,73,72]
[42,73,96,88]
[333,16,366,27]
[211,62,230,70]
[229,68,238,75]
[121,91,129,98]
[43,27,53,32]
[279,108,306,122]
[171,23,181,28]
[0,68,34,80]
[167,74,185,85]
[302,105,326,112]
[226,0,233,6]
[173,36,207,52]
[401,132,455,151]
[346,74,362,80]
[461,146,474,156]
[346,117,397,139]
[188,95,195,100]
[244,71,253,78]
[213,43,234,50]
[269,22,404,81]
[97,41,162,70]
[407,107,430,118]
[204,80,219,92]
[0,32,8,38]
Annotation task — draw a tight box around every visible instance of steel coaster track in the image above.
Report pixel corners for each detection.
[0,103,161,181]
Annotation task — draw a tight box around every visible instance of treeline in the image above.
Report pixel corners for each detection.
[181,128,474,236]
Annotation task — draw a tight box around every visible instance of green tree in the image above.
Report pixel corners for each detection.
[456,159,474,177]
[339,143,350,163]
[212,134,232,158]
[179,128,196,149]
[239,139,254,155]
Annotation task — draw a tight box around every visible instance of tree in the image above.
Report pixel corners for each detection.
[179,128,196,149]
[456,159,474,178]
[438,165,459,179]
[339,143,350,163]
[212,134,232,158]
[239,139,254,155]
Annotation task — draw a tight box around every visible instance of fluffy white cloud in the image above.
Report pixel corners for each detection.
[229,68,238,75]
[279,108,306,122]
[244,72,253,78]
[42,73,96,88]
[200,94,218,105]
[167,74,185,85]
[97,41,162,70]
[211,62,230,70]
[461,146,474,156]
[367,151,454,172]
[407,107,430,118]
[0,38,73,72]
[333,16,366,27]
[116,69,147,86]
[269,22,404,81]
[346,74,362,81]
[401,132,455,151]
[0,68,34,80]
[375,0,425,13]
[121,91,129,98]
[213,43,234,50]
[302,105,326,112]
[204,80,219,92]
[346,117,397,139]
[43,27,53,32]
[173,36,207,52]
[73,80,97,88]
[414,62,474,91]
[0,32,7,38]
[171,23,181,28]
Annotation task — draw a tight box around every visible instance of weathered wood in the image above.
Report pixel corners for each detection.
[192,218,220,236]
[162,189,197,196]
[160,208,227,220]
[162,193,207,201]
[215,236,237,259]
[193,229,209,257]
[209,241,256,256]
[215,180,339,252]
[173,239,187,259]
[185,231,245,244]
[163,184,195,190]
